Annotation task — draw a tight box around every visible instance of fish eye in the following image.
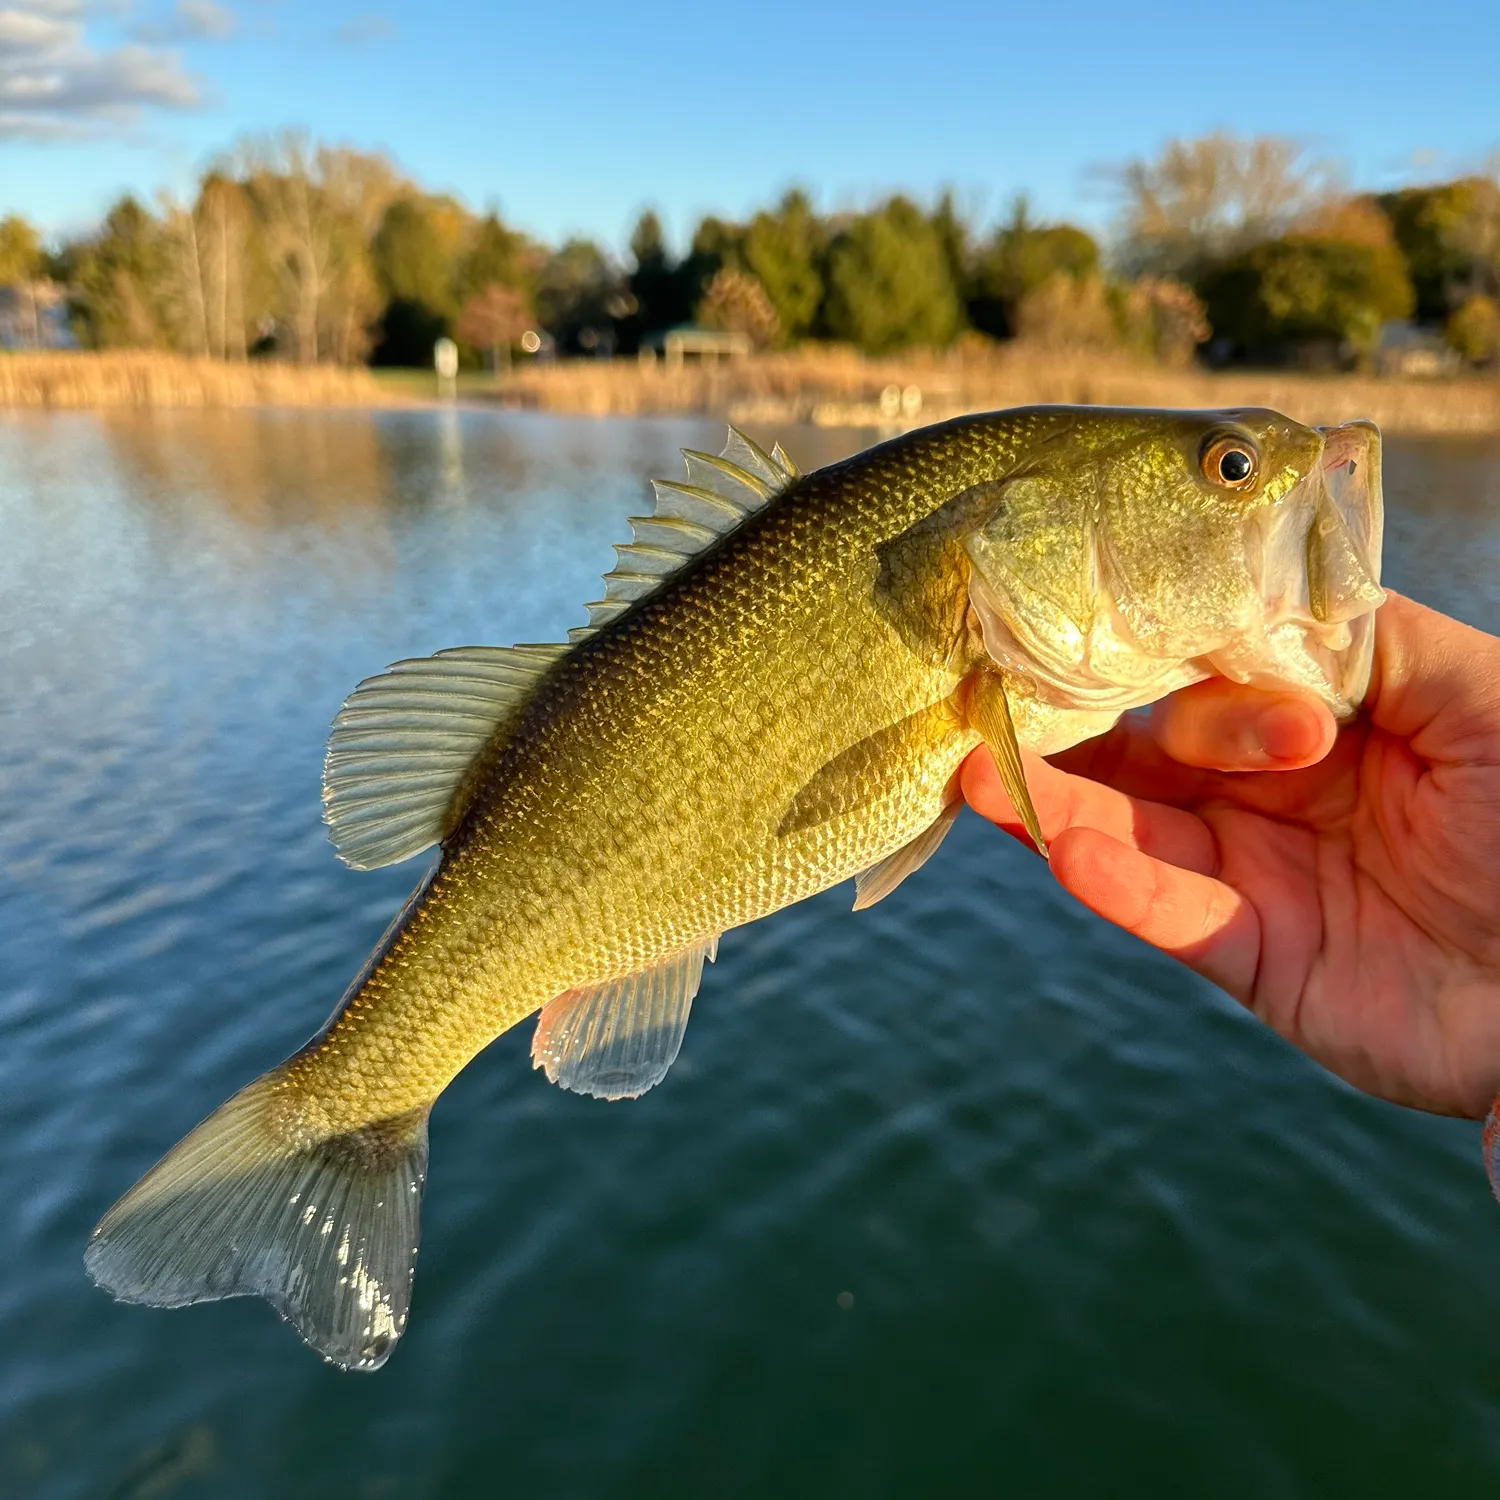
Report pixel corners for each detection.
[1201,435,1258,490]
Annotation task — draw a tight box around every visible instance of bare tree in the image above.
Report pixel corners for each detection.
[239,135,326,362]
[158,195,211,356]
[233,135,401,363]
[1113,132,1337,275]
[317,145,404,365]
[195,174,255,360]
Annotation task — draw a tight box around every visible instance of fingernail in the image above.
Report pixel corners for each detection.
[1256,700,1321,763]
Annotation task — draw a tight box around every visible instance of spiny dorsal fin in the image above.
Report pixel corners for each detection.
[530,936,720,1100]
[323,643,567,870]
[568,426,797,646]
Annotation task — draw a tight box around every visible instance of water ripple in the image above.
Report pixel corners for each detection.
[1,411,1498,1499]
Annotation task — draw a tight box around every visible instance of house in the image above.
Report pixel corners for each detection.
[637,325,750,370]
[0,280,75,351]
[1374,320,1460,378]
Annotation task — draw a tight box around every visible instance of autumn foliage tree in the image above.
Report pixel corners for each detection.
[1446,294,1500,367]
[456,283,532,368]
[695,268,779,348]
[968,198,1100,339]
[30,126,1500,372]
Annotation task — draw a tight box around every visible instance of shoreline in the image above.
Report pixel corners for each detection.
[491,348,1500,439]
[0,352,409,410]
[2,349,1498,437]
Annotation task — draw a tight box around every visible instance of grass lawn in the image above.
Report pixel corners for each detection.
[366,367,507,401]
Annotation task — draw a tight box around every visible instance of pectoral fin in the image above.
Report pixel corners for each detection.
[966,672,1048,858]
[853,801,961,911]
[531,938,719,1101]
[778,699,965,837]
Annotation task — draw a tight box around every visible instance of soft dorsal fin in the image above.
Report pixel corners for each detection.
[325,427,797,869]
[322,644,567,870]
[568,426,798,644]
[531,937,720,1100]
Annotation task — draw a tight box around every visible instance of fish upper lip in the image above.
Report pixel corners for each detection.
[1317,420,1383,572]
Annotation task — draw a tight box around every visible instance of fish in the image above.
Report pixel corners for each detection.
[85,407,1384,1370]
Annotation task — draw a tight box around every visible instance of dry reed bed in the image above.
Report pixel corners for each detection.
[499,349,1500,437]
[4,350,1497,436]
[0,352,404,409]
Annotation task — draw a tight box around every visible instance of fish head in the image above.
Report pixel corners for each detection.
[963,406,1384,721]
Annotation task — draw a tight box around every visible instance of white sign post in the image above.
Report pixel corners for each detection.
[434,337,459,398]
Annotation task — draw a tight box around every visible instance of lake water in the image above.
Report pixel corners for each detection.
[2,407,1500,1499]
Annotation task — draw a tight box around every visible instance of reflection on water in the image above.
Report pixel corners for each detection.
[1,408,1499,1500]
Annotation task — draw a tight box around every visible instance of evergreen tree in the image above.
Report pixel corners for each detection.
[72,197,170,349]
[369,194,469,363]
[741,190,824,342]
[821,196,962,353]
[930,190,972,308]
[535,237,626,353]
[970,198,1100,339]
[455,212,536,306]
[627,209,693,338]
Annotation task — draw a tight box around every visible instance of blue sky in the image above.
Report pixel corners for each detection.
[3,0,1497,254]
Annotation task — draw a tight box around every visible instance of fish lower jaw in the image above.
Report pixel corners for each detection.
[1204,610,1377,718]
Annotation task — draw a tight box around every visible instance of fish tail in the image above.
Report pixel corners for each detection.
[1485,1102,1500,1199]
[84,1066,430,1372]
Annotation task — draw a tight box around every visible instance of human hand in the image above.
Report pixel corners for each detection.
[961,592,1500,1128]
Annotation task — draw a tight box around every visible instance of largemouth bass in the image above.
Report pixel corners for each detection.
[86,407,1384,1369]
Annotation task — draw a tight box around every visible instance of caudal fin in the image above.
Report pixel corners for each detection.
[84,1071,430,1371]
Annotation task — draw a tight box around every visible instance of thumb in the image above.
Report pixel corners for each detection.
[1150,680,1336,773]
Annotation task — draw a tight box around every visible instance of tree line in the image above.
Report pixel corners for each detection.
[1,131,1497,371]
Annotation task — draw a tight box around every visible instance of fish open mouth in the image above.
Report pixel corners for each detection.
[1314,419,1385,706]
[1218,418,1385,715]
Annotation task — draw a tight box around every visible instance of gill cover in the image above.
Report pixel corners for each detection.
[962,410,1385,732]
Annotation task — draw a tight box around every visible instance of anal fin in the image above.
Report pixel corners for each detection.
[853,802,961,911]
[967,671,1048,857]
[531,938,719,1101]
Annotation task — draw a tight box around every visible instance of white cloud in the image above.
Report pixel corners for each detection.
[133,0,236,43]
[0,1,203,138]
[177,0,233,37]
[0,7,77,49]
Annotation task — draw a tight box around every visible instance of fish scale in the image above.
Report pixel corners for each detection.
[313,418,1021,1108]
